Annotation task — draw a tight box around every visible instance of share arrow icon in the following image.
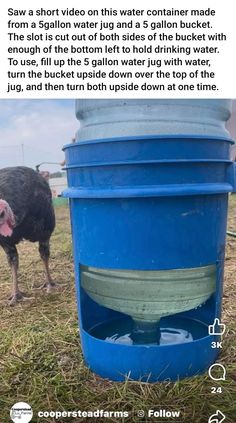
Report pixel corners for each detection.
[208,410,226,423]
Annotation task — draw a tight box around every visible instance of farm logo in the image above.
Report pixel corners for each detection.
[10,402,33,423]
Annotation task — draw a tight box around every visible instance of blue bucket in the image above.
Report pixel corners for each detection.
[63,131,235,381]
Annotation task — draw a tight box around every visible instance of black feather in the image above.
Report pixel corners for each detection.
[0,166,55,248]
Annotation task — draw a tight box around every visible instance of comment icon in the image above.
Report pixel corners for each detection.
[208,364,226,381]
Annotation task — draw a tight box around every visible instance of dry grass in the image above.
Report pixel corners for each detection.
[0,201,235,423]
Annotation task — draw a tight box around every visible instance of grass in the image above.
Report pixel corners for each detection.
[0,200,236,423]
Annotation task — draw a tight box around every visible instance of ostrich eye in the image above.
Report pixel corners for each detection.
[0,211,5,218]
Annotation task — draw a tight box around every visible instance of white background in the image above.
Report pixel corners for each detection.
[0,0,235,99]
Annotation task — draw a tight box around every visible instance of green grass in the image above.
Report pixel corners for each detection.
[0,201,235,423]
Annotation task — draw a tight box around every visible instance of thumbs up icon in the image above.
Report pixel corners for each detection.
[208,319,226,336]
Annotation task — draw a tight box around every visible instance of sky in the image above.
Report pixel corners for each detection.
[0,100,78,172]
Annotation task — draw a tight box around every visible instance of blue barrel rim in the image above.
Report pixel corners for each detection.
[63,134,234,150]
[63,183,233,198]
[64,159,232,170]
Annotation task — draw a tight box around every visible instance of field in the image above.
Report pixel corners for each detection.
[0,199,235,423]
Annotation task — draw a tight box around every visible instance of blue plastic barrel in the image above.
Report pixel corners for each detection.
[63,100,235,382]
